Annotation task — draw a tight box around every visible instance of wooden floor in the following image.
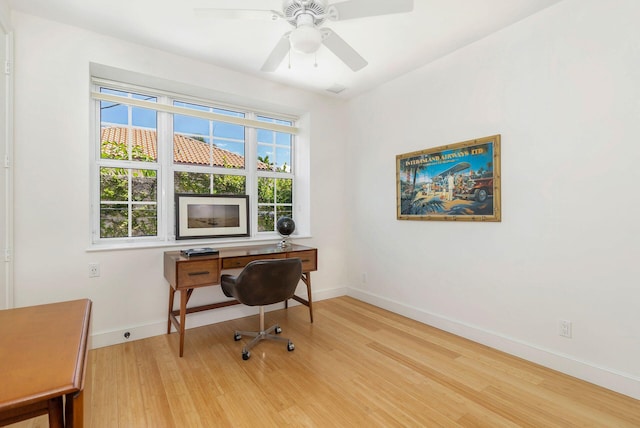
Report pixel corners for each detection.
[9,296,640,427]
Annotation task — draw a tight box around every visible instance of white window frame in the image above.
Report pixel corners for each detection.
[89,74,309,250]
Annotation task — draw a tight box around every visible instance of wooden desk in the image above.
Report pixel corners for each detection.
[164,244,317,357]
[0,299,92,428]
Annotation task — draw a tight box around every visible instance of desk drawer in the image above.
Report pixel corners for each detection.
[177,259,220,288]
[222,253,286,269]
[290,250,317,272]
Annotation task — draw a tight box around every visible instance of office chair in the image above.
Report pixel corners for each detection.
[221,258,303,360]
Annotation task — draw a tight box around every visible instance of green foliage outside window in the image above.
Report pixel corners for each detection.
[101,140,156,162]
[99,135,294,237]
[174,171,246,195]
[100,141,157,238]
[258,177,292,232]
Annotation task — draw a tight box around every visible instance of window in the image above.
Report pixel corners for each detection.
[91,79,301,246]
[98,89,158,238]
[257,116,294,232]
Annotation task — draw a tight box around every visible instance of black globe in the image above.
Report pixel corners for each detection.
[276,216,296,236]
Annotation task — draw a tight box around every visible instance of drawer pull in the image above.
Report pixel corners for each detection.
[302,259,310,262]
[188,271,210,276]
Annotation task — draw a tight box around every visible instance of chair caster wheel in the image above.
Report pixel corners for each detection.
[242,351,251,360]
[287,342,295,352]
[275,326,282,334]
[234,333,242,341]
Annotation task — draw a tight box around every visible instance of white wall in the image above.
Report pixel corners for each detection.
[0,0,8,29]
[345,0,640,399]
[10,11,349,346]
[0,0,10,310]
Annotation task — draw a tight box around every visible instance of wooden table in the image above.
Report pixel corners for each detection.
[164,244,317,357]
[0,299,92,428]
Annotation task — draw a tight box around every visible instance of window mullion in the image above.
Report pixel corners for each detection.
[127,169,133,237]
[245,112,258,236]
[158,96,172,241]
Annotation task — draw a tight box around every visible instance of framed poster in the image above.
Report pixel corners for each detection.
[396,135,501,222]
[175,194,250,239]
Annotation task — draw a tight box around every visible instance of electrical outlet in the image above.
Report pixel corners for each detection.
[559,319,572,338]
[362,273,367,283]
[88,263,100,278]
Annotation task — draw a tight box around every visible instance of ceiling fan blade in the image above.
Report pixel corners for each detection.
[261,33,291,72]
[194,8,282,20]
[321,28,367,72]
[328,0,413,21]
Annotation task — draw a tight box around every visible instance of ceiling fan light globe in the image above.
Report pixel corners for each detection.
[289,25,322,54]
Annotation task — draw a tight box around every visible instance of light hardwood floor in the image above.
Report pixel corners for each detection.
[9,296,640,427]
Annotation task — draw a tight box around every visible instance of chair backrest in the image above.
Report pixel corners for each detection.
[232,258,303,306]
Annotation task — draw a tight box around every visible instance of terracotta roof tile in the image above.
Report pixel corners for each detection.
[101,126,269,170]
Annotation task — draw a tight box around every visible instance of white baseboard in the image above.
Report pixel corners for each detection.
[347,287,640,400]
[90,286,348,350]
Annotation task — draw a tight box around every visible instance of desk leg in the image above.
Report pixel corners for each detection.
[302,272,313,323]
[167,286,176,334]
[179,289,188,357]
[47,396,64,428]
[285,272,314,323]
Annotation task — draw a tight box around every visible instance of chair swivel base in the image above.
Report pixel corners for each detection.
[234,323,295,360]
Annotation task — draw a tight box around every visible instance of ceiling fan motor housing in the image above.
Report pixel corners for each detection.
[283,0,328,26]
[285,0,328,54]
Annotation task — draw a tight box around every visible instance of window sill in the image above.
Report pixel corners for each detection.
[86,234,312,252]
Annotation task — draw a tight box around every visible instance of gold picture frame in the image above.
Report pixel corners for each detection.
[396,135,501,222]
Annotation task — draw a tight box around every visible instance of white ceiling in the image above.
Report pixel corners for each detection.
[8,0,564,98]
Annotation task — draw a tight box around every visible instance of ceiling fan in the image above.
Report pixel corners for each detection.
[196,0,414,72]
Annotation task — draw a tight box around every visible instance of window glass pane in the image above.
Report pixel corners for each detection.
[174,171,246,195]
[257,129,271,143]
[100,167,157,238]
[173,102,245,169]
[100,89,129,127]
[257,176,293,233]
[257,116,292,126]
[213,174,246,194]
[174,171,212,194]
[100,88,157,162]
[214,140,245,162]
[132,106,157,128]
[257,144,273,168]
[256,116,293,174]
[175,101,208,112]
[100,167,128,201]
[174,114,209,136]
[277,206,292,221]
[100,139,127,161]
[258,206,274,232]
[276,132,291,146]
[100,100,127,125]
[101,88,127,97]
[258,177,274,204]
[214,107,244,118]
[100,130,156,162]
[130,130,157,162]
[213,122,244,140]
[276,178,292,204]
[275,147,292,172]
[132,170,157,201]
[132,205,157,237]
[100,204,128,238]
